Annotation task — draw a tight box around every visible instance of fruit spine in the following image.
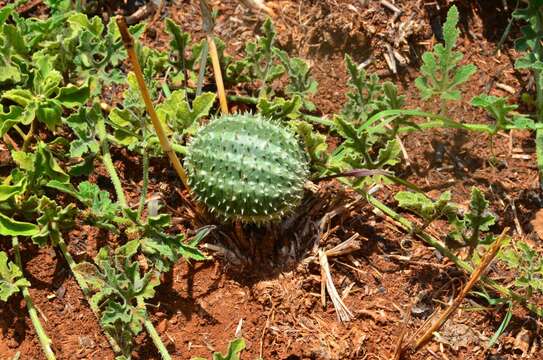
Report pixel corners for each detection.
[184,113,309,224]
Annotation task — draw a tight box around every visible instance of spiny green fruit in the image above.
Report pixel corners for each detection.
[184,113,309,224]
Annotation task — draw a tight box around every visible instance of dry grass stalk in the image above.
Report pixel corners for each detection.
[319,249,354,322]
[325,234,362,257]
[200,0,229,114]
[408,228,509,353]
[238,0,276,17]
[116,16,190,189]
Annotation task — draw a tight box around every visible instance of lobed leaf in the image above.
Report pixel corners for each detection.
[0,251,30,302]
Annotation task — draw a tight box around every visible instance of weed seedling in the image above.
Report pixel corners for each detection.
[415,5,476,115]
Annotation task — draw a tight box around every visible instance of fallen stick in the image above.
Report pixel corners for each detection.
[200,0,229,114]
[116,16,191,190]
[409,228,509,352]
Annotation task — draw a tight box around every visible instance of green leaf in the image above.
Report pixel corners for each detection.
[465,188,495,232]
[36,99,62,131]
[275,49,317,110]
[2,89,34,107]
[0,251,30,302]
[471,94,518,132]
[32,197,76,246]
[33,55,62,97]
[0,212,39,236]
[258,96,302,120]
[376,139,401,167]
[158,90,215,136]
[0,106,25,137]
[415,5,475,103]
[395,191,454,222]
[289,120,329,169]
[34,142,70,184]
[451,64,477,87]
[0,178,26,202]
[192,338,246,360]
[56,83,90,108]
[65,105,101,158]
[442,4,459,50]
[3,24,28,55]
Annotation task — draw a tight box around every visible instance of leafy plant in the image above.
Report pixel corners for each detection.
[158,89,216,140]
[471,94,535,156]
[75,242,160,358]
[66,14,144,94]
[395,191,456,230]
[0,251,30,301]
[32,196,77,246]
[415,5,476,110]
[328,115,400,187]
[124,209,209,272]
[275,49,318,111]
[1,54,89,143]
[289,119,329,172]
[225,18,284,96]
[471,95,535,133]
[342,54,405,128]
[48,180,120,231]
[319,54,412,187]
[447,188,496,256]
[498,240,543,298]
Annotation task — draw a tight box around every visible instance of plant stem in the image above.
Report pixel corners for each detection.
[137,148,150,220]
[12,237,56,360]
[138,298,172,360]
[531,9,543,189]
[363,191,543,317]
[199,0,228,114]
[12,124,26,139]
[54,232,122,354]
[537,129,543,189]
[22,119,36,152]
[97,118,128,209]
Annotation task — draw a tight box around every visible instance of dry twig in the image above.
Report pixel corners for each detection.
[407,228,509,353]
[116,16,191,189]
[200,0,229,114]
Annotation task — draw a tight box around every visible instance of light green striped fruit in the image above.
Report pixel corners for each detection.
[184,113,309,224]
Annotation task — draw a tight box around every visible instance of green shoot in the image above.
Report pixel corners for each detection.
[1,245,56,360]
[75,242,162,358]
[0,250,30,301]
[471,95,535,157]
[447,188,496,257]
[513,0,543,188]
[395,191,456,230]
[192,338,246,360]
[415,5,476,113]
[498,240,543,298]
